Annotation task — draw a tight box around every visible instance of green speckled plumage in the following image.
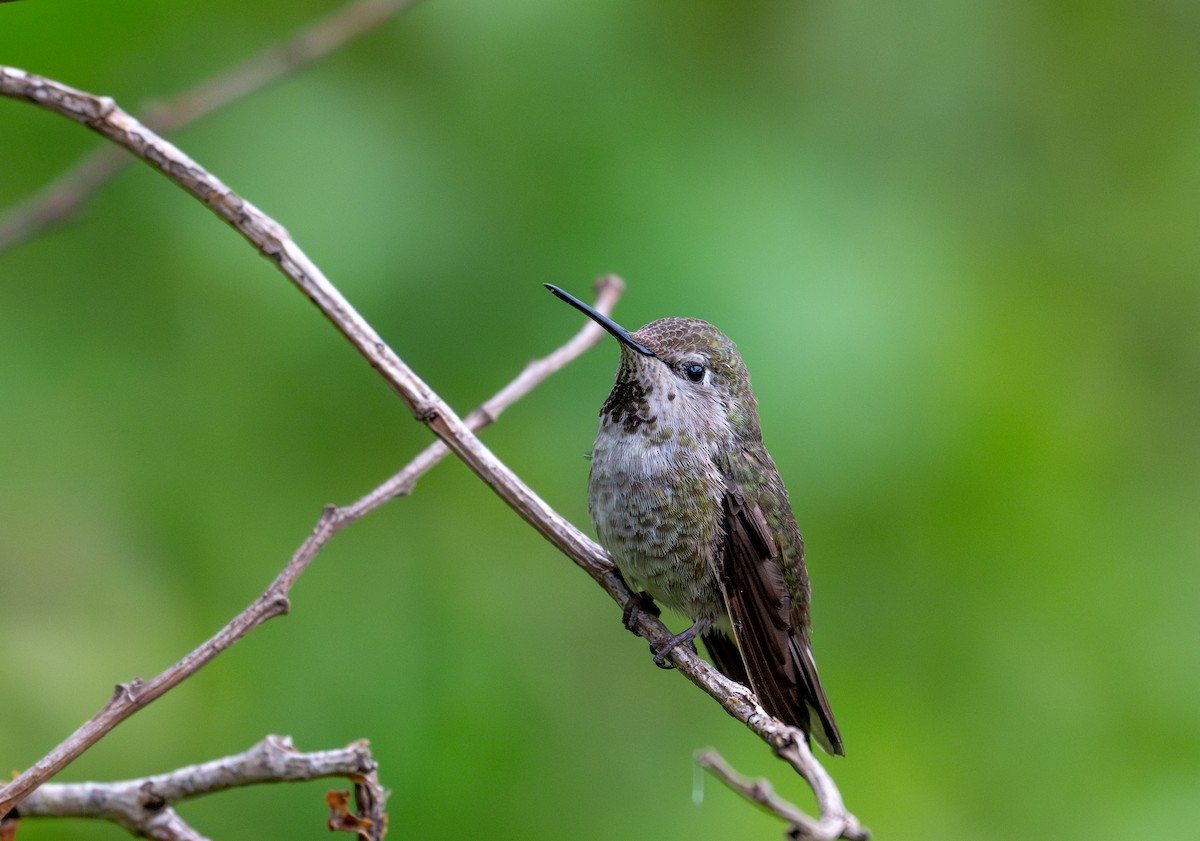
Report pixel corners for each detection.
[585,316,843,756]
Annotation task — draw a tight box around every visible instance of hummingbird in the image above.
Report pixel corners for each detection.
[546,284,843,756]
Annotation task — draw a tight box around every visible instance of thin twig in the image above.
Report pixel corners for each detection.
[11,735,385,841]
[696,748,868,841]
[0,67,866,838]
[696,748,810,828]
[0,0,422,251]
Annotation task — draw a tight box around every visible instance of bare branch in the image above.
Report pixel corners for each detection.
[11,735,385,841]
[696,748,868,841]
[0,68,866,837]
[0,0,422,251]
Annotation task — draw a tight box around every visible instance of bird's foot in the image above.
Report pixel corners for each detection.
[621,590,660,632]
[650,618,712,669]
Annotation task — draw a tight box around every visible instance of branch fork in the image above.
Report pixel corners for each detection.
[7,735,385,841]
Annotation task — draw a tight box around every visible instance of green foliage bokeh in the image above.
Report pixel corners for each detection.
[2,1,1199,839]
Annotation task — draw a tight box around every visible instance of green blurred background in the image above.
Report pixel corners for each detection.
[2,1,1198,838]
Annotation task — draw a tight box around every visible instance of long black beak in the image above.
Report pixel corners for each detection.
[545,284,655,356]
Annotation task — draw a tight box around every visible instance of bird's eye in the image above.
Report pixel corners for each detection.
[684,363,706,383]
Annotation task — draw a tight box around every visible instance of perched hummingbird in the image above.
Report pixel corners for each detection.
[547,284,843,756]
